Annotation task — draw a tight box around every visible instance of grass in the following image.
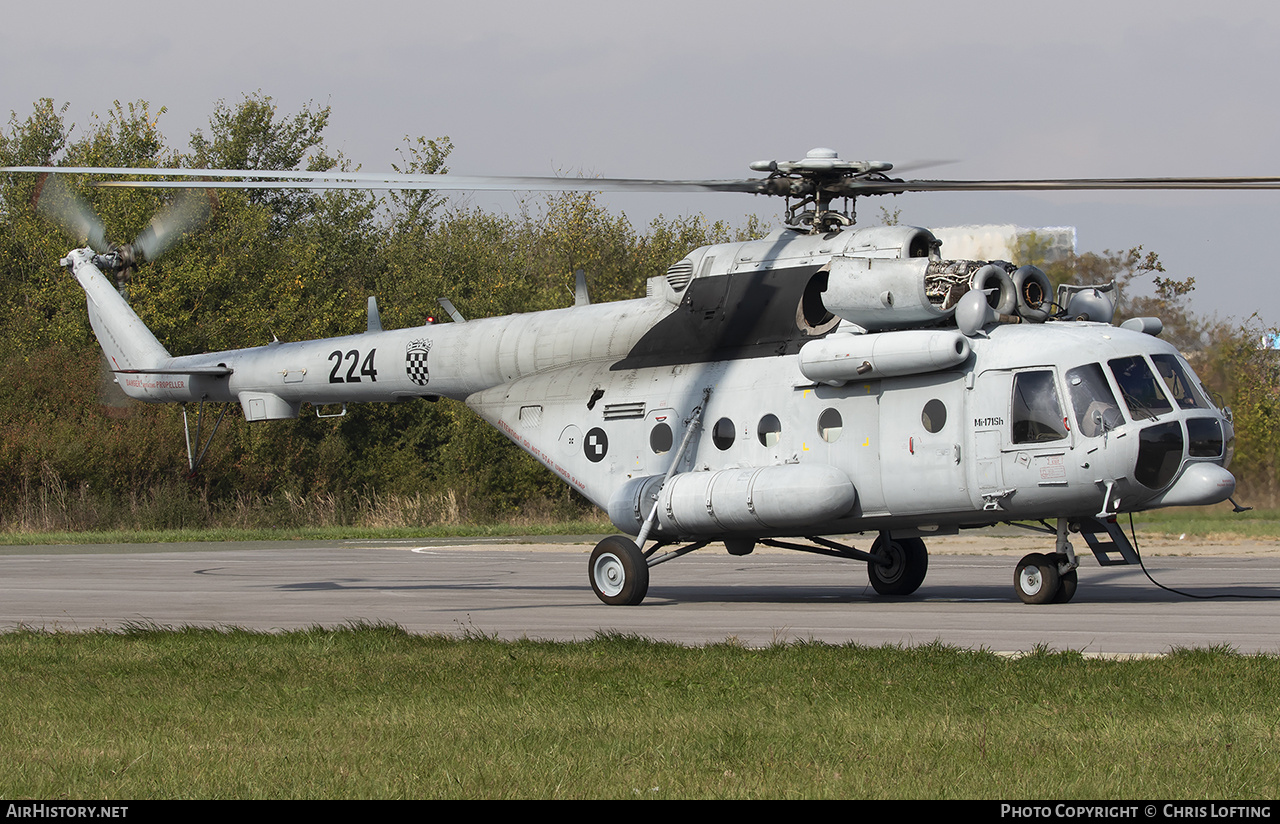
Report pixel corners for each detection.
[0,519,617,547]
[1,626,1278,799]
[1131,507,1280,540]
[0,480,616,539]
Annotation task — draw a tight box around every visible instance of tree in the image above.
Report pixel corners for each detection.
[1018,238,1208,352]
[1,100,183,354]
[1197,321,1280,506]
[387,135,452,238]
[187,93,335,229]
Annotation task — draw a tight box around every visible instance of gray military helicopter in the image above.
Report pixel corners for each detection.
[6,148,1269,606]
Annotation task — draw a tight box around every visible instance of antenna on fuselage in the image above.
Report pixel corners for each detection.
[438,298,467,324]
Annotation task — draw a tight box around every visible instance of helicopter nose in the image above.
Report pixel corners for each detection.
[1145,462,1236,508]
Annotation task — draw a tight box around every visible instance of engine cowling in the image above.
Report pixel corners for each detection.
[816,257,1019,329]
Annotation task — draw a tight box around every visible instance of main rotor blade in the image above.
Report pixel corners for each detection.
[31,173,109,251]
[835,176,1280,195]
[3,166,764,193]
[96,175,768,194]
[11,165,1280,195]
[883,159,959,176]
[94,173,1280,195]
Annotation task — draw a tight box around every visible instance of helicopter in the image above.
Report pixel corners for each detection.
[4,148,1271,606]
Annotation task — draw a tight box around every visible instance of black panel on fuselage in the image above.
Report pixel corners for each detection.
[612,264,827,370]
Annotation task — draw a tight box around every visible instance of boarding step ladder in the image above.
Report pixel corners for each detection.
[1075,517,1140,566]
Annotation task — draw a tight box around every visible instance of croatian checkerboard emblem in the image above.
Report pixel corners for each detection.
[405,339,432,386]
[584,427,608,462]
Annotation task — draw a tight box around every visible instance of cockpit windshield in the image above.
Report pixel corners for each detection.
[1066,363,1123,437]
[1108,356,1173,420]
[1151,353,1207,410]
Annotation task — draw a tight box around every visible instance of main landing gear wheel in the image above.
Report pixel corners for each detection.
[1044,552,1075,603]
[1052,559,1078,604]
[1015,552,1062,605]
[589,536,649,606]
[867,535,928,596]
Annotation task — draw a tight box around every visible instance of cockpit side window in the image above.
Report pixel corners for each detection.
[1011,370,1069,444]
[1066,363,1124,437]
[1151,354,1207,410]
[1108,356,1173,420]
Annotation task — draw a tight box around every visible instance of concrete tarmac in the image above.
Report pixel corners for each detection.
[3,534,1280,653]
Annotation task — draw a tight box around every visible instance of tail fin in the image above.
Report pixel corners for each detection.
[63,249,170,371]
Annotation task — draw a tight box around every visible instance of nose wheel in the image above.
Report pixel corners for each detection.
[1015,553,1076,604]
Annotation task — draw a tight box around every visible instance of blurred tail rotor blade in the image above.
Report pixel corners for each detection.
[132,188,216,262]
[33,173,109,252]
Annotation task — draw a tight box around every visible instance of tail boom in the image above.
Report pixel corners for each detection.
[64,246,674,418]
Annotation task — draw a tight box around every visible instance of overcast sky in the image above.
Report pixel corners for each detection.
[5,0,1280,324]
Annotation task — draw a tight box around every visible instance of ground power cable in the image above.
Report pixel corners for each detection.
[1126,513,1280,600]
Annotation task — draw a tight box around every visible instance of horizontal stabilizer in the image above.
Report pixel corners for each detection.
[113,366,233,376]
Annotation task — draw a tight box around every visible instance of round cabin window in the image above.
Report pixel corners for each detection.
[818,408,843,443]
[650,422,673,454]
[757,414,782,447]
[712,417,736,450]
[922,399,947,433]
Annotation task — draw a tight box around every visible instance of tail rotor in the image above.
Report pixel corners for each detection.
[33,172,215,296]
